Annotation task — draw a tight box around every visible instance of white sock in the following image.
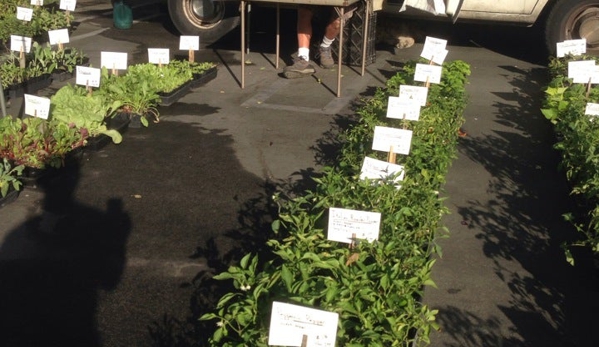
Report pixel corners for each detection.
[298,47,310,61]
[320,36,335,48]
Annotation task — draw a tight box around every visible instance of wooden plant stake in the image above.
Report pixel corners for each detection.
[58,40,64,52]
[19,46,26,69]
[65,10,71,26]
[387,145,396,164]
[86,80,92,96]
[301,335,308,347]
[346,233,360,266]
[189,49,194,63]
[158,58,163,69]
[587,77,592,99]
[112,63,118,76]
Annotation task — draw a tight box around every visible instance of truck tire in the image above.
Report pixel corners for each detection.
[544,0,599,56]
[167,0,241,46]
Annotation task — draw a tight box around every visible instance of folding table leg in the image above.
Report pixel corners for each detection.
[241,0,246,89]
[361,0,369,76]
[276,3,280,69]
[337,6,345,97]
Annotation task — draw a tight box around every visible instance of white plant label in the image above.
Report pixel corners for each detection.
[586,103,599,117]
[24,94,50,120]
[556,39,586,58]
[101,51,128,70]
[48,28,70,45]
[360,156,405,183]
[10,35,32,53]
[414,63,442,84]
[269,301,339,347]
[327,207,381,244]
[148,48,170,64]
[399,85,428,106]
[76,66,101,88]
[421,36,447,62]
[372,126,413,155]
[179,35,200,50]
[567,60,595,80]
[573,65,599,84]
[16,7,33,21]
[60,0,77,11]
[386,96,421,121]
[31,0,43,5]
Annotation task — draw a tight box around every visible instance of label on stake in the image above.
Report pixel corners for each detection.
[24,94,50,119]
[268,302,339,347]
[60,0,77,11]
[76,66,100,88]
[372,126,413,155]
[16,7,33,21]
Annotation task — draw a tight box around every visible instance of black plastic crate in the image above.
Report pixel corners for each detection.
[333,3,377,67]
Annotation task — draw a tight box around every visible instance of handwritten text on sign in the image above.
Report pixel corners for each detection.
[10,35,32,53]
[328,207,381,243]
[556,39,586,58]
[586,103,599,117]
[60,0,77,11]
[420,36,447,62]
[148,48,170,64]
[372,126,413,155]
[16,7,33,21]
[76,66,101,88]
[399,85,428,107]
[24,94,50,120]
[414,63,442,84]
[268,302,339,347]
[179,35,200,50]
[101,51,128,70]
[360,156,405,183]
[387,96,421,121]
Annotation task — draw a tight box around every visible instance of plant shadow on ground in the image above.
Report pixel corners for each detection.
[435,65,599,346]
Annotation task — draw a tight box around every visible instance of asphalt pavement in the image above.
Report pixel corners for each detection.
[1,1,599,346]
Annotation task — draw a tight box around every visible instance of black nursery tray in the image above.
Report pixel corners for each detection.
[190,66,218,89]
[158,81,192,107]
[7,74,53,99]
[85,114,131,151]
[0,189,20,210]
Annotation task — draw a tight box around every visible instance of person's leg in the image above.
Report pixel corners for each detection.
[283,6,316,79]
[317,9,341,69]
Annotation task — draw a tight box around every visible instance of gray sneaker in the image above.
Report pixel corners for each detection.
[283,57,315,79]
[317,46,335,69]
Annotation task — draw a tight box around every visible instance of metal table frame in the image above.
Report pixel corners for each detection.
[239,0,370,97]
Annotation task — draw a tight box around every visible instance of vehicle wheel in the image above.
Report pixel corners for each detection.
[167,0,241,46]
[544,0,599,56]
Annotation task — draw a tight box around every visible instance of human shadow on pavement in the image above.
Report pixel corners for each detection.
[0,160,131,347]
[438,65,599,346]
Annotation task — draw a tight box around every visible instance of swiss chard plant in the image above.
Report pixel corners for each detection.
[0,157,24,198]
[198,59,470,346]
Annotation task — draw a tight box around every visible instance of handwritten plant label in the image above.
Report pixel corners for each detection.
[48,28,70,45]
[556,39,586,58]
[10,35,32,53]
[31,0,44,5]
[16,7,33,21]
[372,126,413,155]
[586,103,599,117]
[327,207,381,243]
[148,48,170,64]
[414,63,442,84]
[568,60,595,80]
[76,66,101,87]
[24,94,50,120]
[60,0,77,11]
[386,96,421,121]
[360,156,405,183]
[179,35,200,50]
[572,64,599,84]
[101,51,128,70]
[399,85,428,106]
[421,36,447,62]
[268,301,339,347]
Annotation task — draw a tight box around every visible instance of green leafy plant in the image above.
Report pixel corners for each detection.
[199,59,470,346]
[0,157,24,198]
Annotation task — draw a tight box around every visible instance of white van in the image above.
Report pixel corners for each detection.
[165,0,599,55]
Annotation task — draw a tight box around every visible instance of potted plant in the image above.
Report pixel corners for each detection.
[0,157,24,207]
[98,68,161,128]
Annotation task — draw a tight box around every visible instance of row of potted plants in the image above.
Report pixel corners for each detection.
[0,0,72,47]
[198,59,471,346]
[542,54,599,263]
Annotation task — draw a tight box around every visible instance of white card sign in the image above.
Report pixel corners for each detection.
[268,302,339,347]
[386,96,421,121]
[24,94,50,119]
[48,28,70,45]
[586,103,599,117]
[567,60,595,80]
[31,0,43,5]
[101,51,128,70]
[421,36,447,62]
[327,207,381,243]
[179,35,200,50]
[556,39,586,58]
[60,0,77,11]
[573,65,599,84]
[360,156,405,183]
[148,48,170,64]
[10,35,32,53]
[76,65,101,87]
[414,63,442,84]
[399,85,428,107]
[372,126,413,155]
[16,7,33,21]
